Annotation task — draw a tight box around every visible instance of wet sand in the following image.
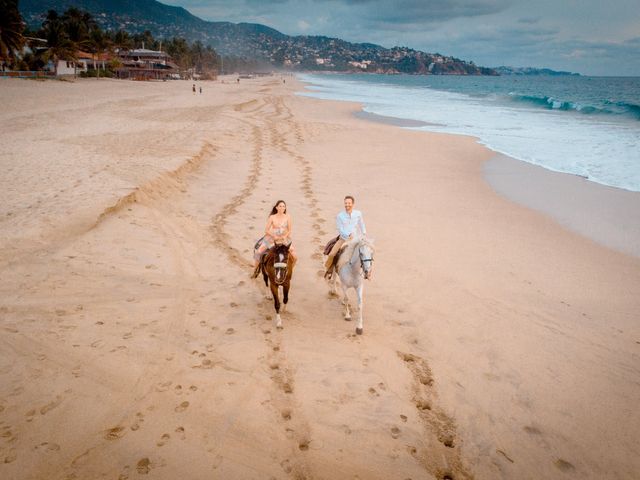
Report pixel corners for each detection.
[484,154,640,258]
[0,75,639,480]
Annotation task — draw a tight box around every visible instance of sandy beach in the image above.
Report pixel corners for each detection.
[1,75,639,480]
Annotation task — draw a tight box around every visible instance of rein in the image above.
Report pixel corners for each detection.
[348,242,374,278]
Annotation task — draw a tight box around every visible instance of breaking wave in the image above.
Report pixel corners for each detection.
[508,94,640,120]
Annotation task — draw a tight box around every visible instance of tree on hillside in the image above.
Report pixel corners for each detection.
[61,7,95,45]
[133,30,157,50]
[165,36,190,71]
[0,0,26,68]
[113,30,134,52]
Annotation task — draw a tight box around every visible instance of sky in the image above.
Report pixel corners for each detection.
[164,0,640,76]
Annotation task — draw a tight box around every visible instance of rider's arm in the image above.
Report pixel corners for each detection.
[264,216,274,238]
[337,212,350,240]
[283,214,292,239]
[358,212,366,236]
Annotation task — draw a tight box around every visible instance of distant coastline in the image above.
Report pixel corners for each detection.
[493,66,581,76]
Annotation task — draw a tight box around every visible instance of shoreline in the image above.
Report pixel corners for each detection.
[484,154,640,259]
[340,98,640,260]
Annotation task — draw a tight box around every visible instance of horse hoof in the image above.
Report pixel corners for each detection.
[356,328,363,335]
[344,316,351,322]
[276,325,283,330]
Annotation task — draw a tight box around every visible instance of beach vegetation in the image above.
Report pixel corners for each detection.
[9,5,267,78]
[0,0,26,66]
[39,11,77,76]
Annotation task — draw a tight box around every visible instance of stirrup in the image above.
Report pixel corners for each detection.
[324,268,334,279]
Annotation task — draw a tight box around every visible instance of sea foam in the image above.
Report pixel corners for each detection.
[298,74,640,192]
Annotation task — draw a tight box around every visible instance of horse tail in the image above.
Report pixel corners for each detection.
[251,263,261,279]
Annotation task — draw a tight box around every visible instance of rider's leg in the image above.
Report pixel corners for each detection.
[324,238,345,275]
[254,243,268,268]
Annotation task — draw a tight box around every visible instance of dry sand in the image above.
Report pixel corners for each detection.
[0,76,639,480]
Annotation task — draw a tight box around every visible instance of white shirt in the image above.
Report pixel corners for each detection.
[336,209,366,240]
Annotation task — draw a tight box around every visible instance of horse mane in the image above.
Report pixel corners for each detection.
[336,237,367,271]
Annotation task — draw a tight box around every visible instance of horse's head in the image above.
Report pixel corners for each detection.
[272,243,290,285]
[357,237,375,280]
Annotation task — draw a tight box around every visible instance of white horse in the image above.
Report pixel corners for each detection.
[329,236,375,335]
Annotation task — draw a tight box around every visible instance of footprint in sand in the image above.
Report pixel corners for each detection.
[298,439,310,451]
[25,409,36,422]
[35,442,61,451]
[225,328,235,335]
[156,433,170,447]
[439,433,455,448]
[174,401,190,413]
[105,426,126,440]
[281,409,292,421]
[390,426,401,439]
[4,449,17,463]
[136,458,151,474]
[130,412,145,431]
[155,381,172,392]
[40,395,63,415]
[554,459,575,472]
[282,382,293,394]
[523,425,542,435]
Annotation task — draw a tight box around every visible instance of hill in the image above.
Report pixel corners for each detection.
[494,66,580,76]
[20,0,497,75]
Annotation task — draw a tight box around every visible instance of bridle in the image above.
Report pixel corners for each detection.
[272,247,289,285]
[356,243,374,279]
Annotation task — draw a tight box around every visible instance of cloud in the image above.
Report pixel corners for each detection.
[164,0,640,75]
[517,16,540,24]
[297,19,311,30]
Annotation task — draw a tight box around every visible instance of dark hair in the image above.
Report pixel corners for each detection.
[344,195,355,203]
[270,200,287,215]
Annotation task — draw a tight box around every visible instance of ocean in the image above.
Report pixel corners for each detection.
[297,74,640,192]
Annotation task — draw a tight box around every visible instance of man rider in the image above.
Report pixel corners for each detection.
[324,195,366,279]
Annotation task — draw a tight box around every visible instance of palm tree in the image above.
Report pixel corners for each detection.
[0,0,26,67]
[40,19,77,76]
[86,27,110,79]
[62,7,95,45]
[113,30,133,52]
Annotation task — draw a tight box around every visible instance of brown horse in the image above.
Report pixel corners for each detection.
[255,243,295,328]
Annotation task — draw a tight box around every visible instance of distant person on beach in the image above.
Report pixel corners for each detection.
[199,86,202,94]
[324,196,366,278]
[192,84,196,94]
[253,200,297,269]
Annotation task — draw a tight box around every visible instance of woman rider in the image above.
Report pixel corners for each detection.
[253,200,297,269]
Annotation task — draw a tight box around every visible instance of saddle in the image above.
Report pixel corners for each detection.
[324,237,355,279]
